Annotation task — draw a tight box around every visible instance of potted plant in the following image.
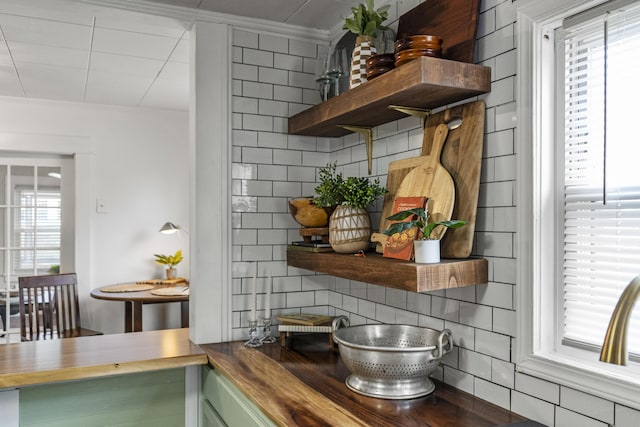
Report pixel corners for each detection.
[343,0,390,89]
[314,163,386,253]
[383,206,467,263]
[154,249,183,279]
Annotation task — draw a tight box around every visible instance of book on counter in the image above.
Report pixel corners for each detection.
[288,240,333,253]
[383,196,428,261]
[276,313,334,326]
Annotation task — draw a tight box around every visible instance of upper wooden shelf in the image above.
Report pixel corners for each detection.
[287,249,487,293]
[288,56,491,137]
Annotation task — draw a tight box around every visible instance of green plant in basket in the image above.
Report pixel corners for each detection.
[383,207,467,240]
[313,162,387,210]
[153,250,183,268]
[343,0,390,38]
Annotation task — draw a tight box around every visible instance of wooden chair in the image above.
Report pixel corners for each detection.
[18,273,102,341]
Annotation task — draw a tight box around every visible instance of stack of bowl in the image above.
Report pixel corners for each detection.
[365,53,395,80]
[394,35,443,67]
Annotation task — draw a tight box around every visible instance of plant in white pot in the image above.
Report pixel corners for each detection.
[383,206,467,263]
[154,249,183,279]
[314,163,386,253]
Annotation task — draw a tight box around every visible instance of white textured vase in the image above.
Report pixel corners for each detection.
[329,205,372,253]
[349,35,376,89]
[166,267,178,279]
[413,240,440,263]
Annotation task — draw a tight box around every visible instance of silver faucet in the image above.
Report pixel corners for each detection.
[600,274,640,365]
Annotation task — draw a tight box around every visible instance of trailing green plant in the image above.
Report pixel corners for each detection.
[383,207,467,240]
[153,249,183,268]
[313,162,387,209]
[343,0,390,38]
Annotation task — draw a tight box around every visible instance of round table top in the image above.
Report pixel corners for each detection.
[90,283,189,303]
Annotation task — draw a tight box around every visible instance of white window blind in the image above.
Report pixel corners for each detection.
[562,2,640,355]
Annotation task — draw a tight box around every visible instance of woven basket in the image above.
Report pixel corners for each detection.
[329,205,372,253]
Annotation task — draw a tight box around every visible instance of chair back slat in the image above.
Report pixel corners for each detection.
[18,273,83,341]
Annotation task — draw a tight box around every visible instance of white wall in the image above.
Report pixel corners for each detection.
[0,97,189,334]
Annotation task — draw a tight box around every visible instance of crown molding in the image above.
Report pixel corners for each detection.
[78,0,330,42]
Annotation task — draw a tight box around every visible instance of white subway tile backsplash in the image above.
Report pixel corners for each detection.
[243,147,273,164]
[302,275,330,291]
[476,329,510,361]
[407,291,431,315]
[492,358,515,389]
[233,79,242,96]
[385,288,407,309]
[289,39,316,58]
[482,76,515,108]
[288,71,317,90]
[459,302,492,330]
[419,315,445,332]
[302,88,321,106]
[242,114,273,132]
[351,281,367,299]
[258,132,287,149]
[432,296,460,322]
[287,166,315,182]
[494,154,517,181]
[302,151,330,167]
[396,309,418,325]
[233,113,243,130]
[475,377,510,410]
[257,196,285,213]
[494,49,517,80]
[259,99,288,117]
[492,308,515,336]
[259,34,288,53]
[273,181,301,198]
[460,348,492,380]
[274,53,303,72]
[274,85,302,103]
[556,407,608,427]
[477,9,496,39]
[259,67,288,85]
[233,29,258,48]
[233,229,257,245]
[560,387,614,424]
[233,63,258,81]
[243,48,274,67]
[515,373,560,405]
[495,101,517,131]
[257,229,287,245]
[242,81,273,99]
[476,282,513,310]
[243,245,273,261]
[479,181,514,207]
[288,134,316,150]
[273,117,287,133]
[233,130,258,148]
[272,213,298,229]
[511,390,555,427]
[234,96,258,114]
[232,196,257,213]
[286,290,316,307]
[493,206,517,232]
[358,299,376,319]
[444,366,474,394]
[477,23,514,61]
[367,284,386,304]
[616,404,640,427]
[233,46,243,63]
[376,304,396,324]
[241,213,273,229]
[258,164,287,181]
[445,285,476,303]
[495,0,516,29]
[485,129,514,157]
[475,232,513,258]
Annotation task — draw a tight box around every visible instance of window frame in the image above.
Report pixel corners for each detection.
[516,0,640,410]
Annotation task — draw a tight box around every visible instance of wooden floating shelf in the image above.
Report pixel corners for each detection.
[288,56,491,137]
[287,249,488,293]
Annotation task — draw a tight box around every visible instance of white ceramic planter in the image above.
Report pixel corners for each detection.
[413,239,440,263]
[329,205,372,253]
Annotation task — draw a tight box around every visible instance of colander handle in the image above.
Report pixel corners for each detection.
[433,328,453,359]
[332,315,350,332]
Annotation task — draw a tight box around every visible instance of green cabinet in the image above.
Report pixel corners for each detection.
[201,365,276,427]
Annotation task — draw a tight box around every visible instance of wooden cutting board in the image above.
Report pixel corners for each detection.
[423,101,485,258]
[395,124,455,240]
[376,100,485,258]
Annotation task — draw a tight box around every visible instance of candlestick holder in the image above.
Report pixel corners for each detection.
[244,320,262,347]
[260,316,276,344]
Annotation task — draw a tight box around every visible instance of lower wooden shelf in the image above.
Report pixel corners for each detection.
[287,249,487,293]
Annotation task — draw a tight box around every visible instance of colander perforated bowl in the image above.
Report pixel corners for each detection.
[332,318,452,399]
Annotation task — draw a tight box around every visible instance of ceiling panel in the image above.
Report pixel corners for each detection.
[0,15,92,50]
[18,63,85,101]
[10,42,88,69]
[197,0,309,23]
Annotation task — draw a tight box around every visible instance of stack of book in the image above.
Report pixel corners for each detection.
[277,313,336,348]
[287,240,333,253]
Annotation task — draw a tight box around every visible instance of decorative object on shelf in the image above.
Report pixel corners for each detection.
[278,313,340,349]
[244,319,262,348]
[313,163,386,253]
[394,35,443,67]
[382,196,428,260]
[288,197,333,228]
[365,53,395,80]
[332,321,453,399]
[382,202,466,264]
[260,317,276,344]
[153,249,183,279]
[343,0,390,89]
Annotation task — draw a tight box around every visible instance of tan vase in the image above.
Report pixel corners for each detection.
[329,205,372,253]
[349,35,376,89]
[166,267,177,280]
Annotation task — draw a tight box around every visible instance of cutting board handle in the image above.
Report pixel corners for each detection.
[427,123,450,162]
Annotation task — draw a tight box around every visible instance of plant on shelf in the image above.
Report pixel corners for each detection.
[314,162,387,254]
[343,0,391,89]
[154,249,183,279]
[383,205,466,263]
[343,0,390,38]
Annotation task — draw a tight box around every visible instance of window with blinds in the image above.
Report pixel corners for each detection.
[561,1,640,355]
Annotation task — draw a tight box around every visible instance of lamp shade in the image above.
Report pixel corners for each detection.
[159,222,180,234]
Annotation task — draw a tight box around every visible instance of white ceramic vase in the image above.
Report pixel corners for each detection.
[166,267,177,279]
[413,239,440,264]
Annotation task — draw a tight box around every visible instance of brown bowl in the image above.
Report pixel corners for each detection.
[288,197,333,228]
[366,66,394,79]
[394,48,442,67]
[395,36,443,53]
[366,53,396,67]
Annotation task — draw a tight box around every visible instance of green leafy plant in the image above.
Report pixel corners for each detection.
[383,207,467,240]
[343,0,390,38]
[313,162,387,209]
[153,250,183,268]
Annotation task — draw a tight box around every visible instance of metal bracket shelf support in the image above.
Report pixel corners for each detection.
[337,125,374,175]
[387,105,432,129]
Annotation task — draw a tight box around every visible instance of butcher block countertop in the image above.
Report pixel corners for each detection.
[200,334,531,427]
[0,328,207,388]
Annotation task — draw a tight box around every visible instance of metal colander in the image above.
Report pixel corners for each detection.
[332,318,452,399]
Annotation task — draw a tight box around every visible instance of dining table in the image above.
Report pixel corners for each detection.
[90,282,189,333]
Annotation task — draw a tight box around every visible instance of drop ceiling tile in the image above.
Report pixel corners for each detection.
[169,37,189,64]
[158,61,188,81]
[18,62,85,102]
[197,0,309,23]
[0,65,23,97]
[285,0,355,30]
[92,27,179,60]
[9,41,88,69]
[0,14,91,50]
[90,52,164,78]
